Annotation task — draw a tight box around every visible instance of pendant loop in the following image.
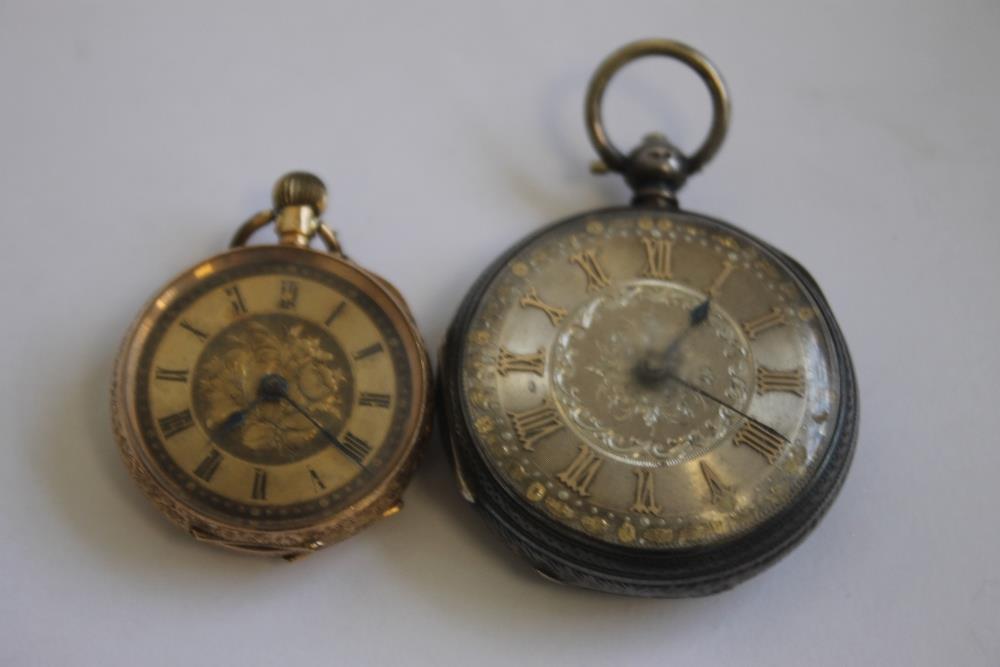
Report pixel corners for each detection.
[229,210,276,248]
[585,39,730,178]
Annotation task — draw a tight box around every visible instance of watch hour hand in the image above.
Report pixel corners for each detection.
[688,298,710,326]
[636,298,711,381]
[210,399,259,441]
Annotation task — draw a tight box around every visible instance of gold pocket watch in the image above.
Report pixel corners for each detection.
[112,172,432,559]
[439,40,858,596]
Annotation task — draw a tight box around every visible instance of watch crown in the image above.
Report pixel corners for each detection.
[272,171,328,215]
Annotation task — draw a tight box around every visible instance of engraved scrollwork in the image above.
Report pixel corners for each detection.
[550,281,754,467]
[192,314,354,465]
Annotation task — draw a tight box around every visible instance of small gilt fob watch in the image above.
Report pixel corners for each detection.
[440,40,858,596]
[112,172,432,559]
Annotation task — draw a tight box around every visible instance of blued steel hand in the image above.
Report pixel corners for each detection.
[257,374,369,471]
[210,398,260,441]
[636,298,711,381]
[660,370,789,444]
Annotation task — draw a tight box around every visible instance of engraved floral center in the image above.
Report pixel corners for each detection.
[192,313,354,465]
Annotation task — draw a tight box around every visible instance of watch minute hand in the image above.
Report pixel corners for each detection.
[662,370,789,444]
[279,395,370,472]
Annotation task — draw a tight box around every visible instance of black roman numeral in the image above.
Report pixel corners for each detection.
[193,449,222,482]
[155,367,189,383]
[324,301,346,326]
[158,409,194,439]
[251,468,267,500]
[309,468,326,492]
[179,320,208,341]
[353,342,384,360]
[340,432,372,465]
[225,285,248,315]
[278,280,299,310]
[358,392,391,408]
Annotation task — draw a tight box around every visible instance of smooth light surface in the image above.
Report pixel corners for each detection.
[1,1,997,665]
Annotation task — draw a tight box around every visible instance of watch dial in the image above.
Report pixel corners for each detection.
[130,249,417,529]
[459,210,844,549]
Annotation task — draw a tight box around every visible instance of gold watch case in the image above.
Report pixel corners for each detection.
[111,173,432,559]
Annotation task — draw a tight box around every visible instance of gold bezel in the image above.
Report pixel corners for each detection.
[111,245,432,559]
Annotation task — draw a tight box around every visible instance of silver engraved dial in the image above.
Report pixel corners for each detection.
[550,280,753,467]
[459,211,842,549]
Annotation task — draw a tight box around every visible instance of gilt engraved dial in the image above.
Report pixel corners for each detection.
[460,211,842,549]
[132,254,416,528]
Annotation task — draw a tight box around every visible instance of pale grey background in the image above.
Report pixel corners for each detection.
[1,1,998,665]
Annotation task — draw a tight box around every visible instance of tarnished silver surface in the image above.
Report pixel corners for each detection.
[460,211,841,549]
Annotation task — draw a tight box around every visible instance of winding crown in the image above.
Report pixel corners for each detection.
[272,171,328,215]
